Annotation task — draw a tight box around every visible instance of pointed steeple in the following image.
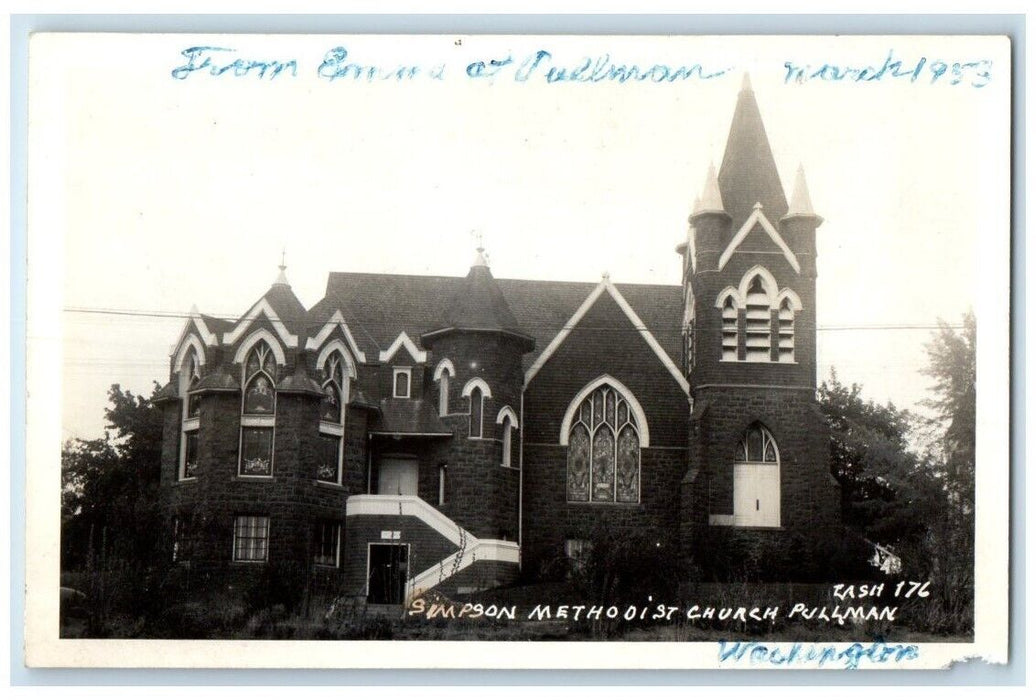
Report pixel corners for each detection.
[785,164,817,218]
[695,162,726,215]
[273,248,290,287]
[718,74,788,231]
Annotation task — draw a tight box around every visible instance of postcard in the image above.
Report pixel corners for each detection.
[24,32,1010,670]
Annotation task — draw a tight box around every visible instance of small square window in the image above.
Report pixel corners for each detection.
[393,368,411,398]
[233,515,270,562]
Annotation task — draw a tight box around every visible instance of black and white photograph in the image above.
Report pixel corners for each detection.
[24,32,1010,669]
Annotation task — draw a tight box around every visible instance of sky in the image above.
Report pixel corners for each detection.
[26,33,1010,440]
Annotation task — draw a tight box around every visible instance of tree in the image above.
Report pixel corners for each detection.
[61,383,165,570]
[916,312,976,630]
[817,370,942,549]
[920,311,976,513]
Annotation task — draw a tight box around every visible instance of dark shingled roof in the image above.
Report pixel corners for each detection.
[241,282,309,338]
[199,313,234,336]
[311,272,684,372]
[195,368,240,392]
[276,372,323,396]
[718,79,788,233]
[372,398,452,436]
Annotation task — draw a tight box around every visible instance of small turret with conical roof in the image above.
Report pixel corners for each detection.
[690,161,732,272]
[780,163,823,277]
[420,242,534,541]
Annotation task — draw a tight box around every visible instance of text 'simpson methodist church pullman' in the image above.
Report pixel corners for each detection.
[156,77,840,604]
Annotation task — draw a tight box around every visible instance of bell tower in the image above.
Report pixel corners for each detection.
[680,76,839,572]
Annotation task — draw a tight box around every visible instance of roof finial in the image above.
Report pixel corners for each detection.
[274,247,289,286]
[471,230,489,268]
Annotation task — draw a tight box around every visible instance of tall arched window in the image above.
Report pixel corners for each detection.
[434,359,455,417]
[732,423,780,527]
[179,345,201,480]
[497,406,518,469]
[438,369,450,416]
[566,384,640,503]
[469,386,483,438]
[317,351,348,483]
[240,340,277,477]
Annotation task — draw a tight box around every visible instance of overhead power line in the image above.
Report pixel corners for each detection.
[62,306,967,333]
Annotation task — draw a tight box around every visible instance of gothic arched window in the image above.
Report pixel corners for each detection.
[240,340,277,477]
[732,423,780,527]
[179,344,202,480]
[566,384,640,504]
[469,386,483,438]
[320,353,346,424]
[317,350,349,483]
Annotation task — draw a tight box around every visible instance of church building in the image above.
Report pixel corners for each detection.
[156,77,840,605]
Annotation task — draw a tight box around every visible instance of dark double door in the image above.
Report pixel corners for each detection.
[367,544,409,605]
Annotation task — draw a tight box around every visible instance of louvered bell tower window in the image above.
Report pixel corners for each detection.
[721,297,738,361]
[744,276,771,362]
[778,298,795,363]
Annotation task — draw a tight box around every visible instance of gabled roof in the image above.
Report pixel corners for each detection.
[718,75,788,233]
[224,285,307,349]
[313,272,684,374]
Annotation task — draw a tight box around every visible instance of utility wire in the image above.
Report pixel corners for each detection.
[62,306,967,333]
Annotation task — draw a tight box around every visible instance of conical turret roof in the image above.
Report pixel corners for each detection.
[445,250,523,332]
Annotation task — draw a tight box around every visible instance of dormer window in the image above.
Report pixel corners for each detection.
[393,368,411,399]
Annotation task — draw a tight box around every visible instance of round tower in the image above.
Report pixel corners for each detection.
[419,246,535,541]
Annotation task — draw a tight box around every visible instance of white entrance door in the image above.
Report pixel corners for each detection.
[377,458,419,496]
[733,462,780,527]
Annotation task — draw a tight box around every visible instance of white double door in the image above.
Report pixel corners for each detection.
[377,458,419,496]
[733,462,780,527]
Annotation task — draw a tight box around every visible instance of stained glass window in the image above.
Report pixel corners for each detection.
[736,423,779,463]
[616,425,640,503]
[566,425,590,501]
[320,383,341,423]
[241,427,273,476]
[320,353,347,423]
[243,342,277,415]
[315,433,340,482]
[566,385,640,504]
